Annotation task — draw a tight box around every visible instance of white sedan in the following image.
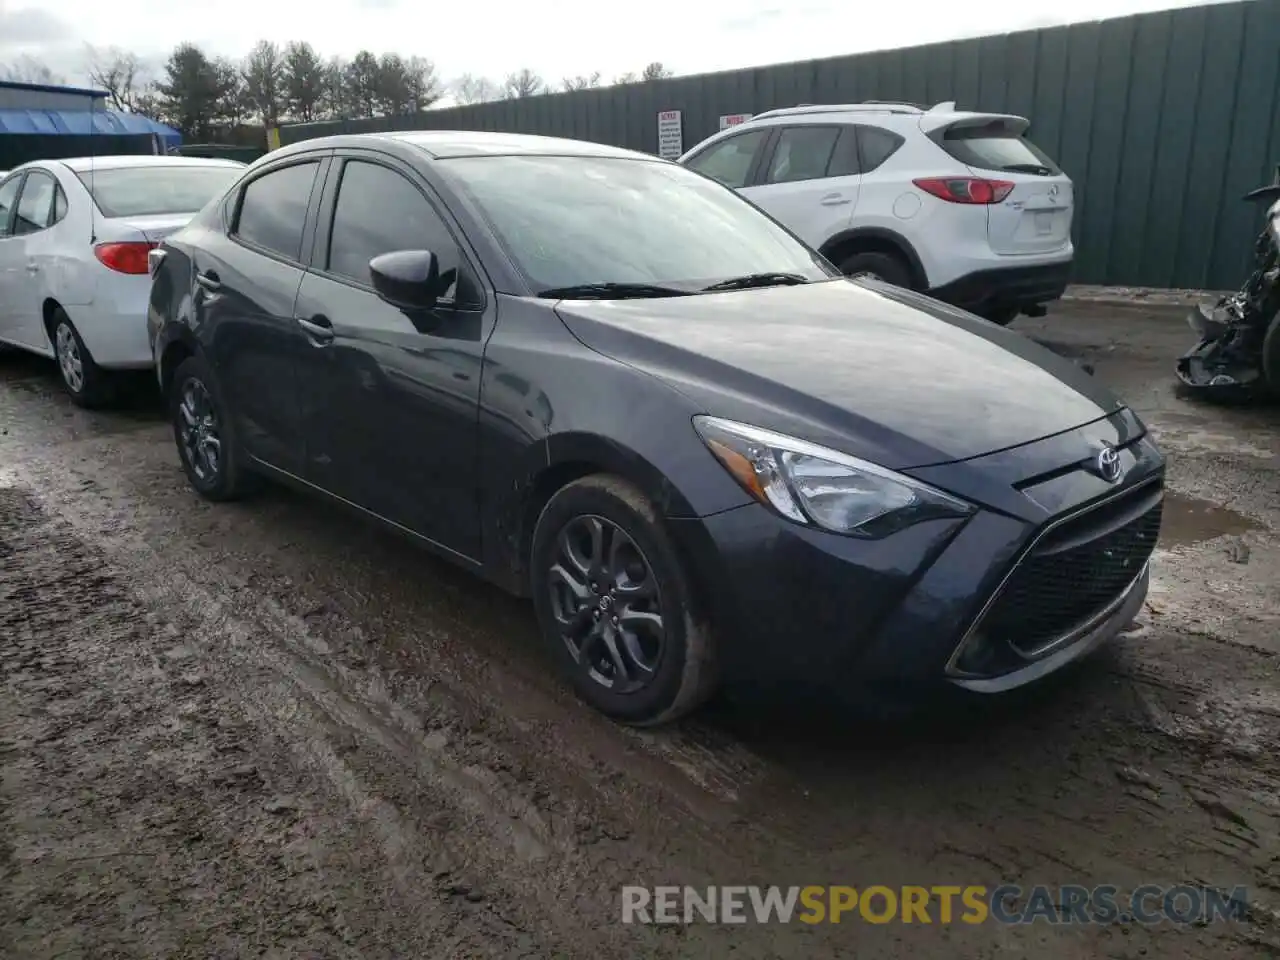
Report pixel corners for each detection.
[0,155,244,406]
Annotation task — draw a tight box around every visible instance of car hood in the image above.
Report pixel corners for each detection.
[553,279,1125,470]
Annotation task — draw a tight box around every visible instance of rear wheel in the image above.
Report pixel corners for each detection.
[837,251,913,289]
[979,306,1020,326]
[530,475,717,726]
[169,354,253,501]
[50,308,113,408]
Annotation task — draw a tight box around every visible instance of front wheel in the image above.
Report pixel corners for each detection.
[530,475,717,726]
[838,251,912,289]
[169,355,253,501]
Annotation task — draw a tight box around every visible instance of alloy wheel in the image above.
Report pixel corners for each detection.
[546,514,666,694]
[178,377,222,483]
[55,322,84,394]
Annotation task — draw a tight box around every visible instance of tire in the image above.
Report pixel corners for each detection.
[837,251,913,289]
[169,354,253,502]
[50,308,113,408]
[979,306,1020,326]
[530,475,717,726]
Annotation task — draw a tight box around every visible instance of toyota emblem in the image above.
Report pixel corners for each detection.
[1096,445,1123,484]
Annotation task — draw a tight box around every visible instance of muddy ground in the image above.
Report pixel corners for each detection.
[1,302,1278,959]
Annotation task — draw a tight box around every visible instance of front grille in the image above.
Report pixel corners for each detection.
[979,484,1163,656]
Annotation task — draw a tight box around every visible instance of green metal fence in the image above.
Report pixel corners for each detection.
[279,0,1280,291]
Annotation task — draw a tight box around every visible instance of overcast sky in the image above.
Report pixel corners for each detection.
[0,0,1230,90]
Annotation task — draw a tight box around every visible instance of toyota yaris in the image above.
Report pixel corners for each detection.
[147,131,1164,725]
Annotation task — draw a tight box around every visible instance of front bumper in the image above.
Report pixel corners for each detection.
[668,412,1164,702]
[928,259,1072,314]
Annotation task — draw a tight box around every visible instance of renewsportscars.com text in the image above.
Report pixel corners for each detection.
[620,884,1250,926]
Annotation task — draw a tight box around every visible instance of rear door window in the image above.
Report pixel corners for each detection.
[14,171,57,235]
[939,121,1060,176]
[685,129,769,189]
[765,126,841,184]
[233,161,320,262]
[0,174,22,237]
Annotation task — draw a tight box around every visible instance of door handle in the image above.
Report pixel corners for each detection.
[195,270,221,292]
[296,314,334,344]
[820,193,851,206]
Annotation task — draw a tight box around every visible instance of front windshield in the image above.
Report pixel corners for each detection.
[437,154,835,294]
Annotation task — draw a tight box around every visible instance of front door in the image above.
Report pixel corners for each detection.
[293,154,488,559]
[195,157,324,476]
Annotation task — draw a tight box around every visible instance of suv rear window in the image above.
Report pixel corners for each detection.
[938,121,1060,176]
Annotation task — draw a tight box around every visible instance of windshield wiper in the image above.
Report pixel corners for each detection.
[702,272,810,292]
[536,282,691,300]
[1001,163,1054,176]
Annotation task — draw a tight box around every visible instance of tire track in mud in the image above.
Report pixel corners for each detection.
[0,450,810,958]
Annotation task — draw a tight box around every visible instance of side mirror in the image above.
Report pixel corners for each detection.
[369,249,442,311]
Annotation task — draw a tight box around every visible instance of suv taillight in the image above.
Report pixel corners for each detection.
[94,241,157,275]
[913,177,1015,204]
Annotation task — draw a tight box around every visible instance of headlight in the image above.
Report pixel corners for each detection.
[693,415,974,538]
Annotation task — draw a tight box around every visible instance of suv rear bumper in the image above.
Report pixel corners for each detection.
[929,259,1072,314]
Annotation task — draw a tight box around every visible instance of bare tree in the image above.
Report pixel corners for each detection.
[241,40,284,125]
[562,72,601,92]
[612,71,638,85]
[0,55,65,85]
[85,46,146,111]
[453,73,499,105]
[641,62,674,81]
[503,68,544,99]
[403,56,440,111]
[282,41,326,122]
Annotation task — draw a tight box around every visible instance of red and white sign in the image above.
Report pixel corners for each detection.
[718,113,753,131]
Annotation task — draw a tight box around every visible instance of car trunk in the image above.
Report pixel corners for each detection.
[102,213,197,243]
[925,114,1073,256]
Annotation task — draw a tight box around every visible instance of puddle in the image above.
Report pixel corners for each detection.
[1161,491,1261,547]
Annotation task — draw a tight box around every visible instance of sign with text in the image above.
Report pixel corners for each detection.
[657,110,683,160]
[719,113,753,131]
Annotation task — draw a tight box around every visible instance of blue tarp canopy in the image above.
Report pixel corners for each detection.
[0,108,181,147]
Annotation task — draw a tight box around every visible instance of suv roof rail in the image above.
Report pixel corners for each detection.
[751,100,940,121]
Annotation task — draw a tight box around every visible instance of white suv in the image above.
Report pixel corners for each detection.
[678,101,1074,324]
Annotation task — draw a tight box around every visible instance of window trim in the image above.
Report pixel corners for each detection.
[310,150,487,313]
[682,127,773,190]
[0,171,25,239]
[12,169,60,237]
[228,153,328,268]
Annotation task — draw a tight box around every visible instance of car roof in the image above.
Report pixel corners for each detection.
[54,155,246,173]
[276,129,656,162]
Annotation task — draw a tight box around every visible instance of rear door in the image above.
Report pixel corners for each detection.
[739,124,860,249]
[194,154,326,475]
[0,172,27,344]
[929,116,1073,256]
[9,169,60,349]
